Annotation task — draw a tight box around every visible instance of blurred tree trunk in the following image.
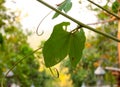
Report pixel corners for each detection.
[117,7,120,87]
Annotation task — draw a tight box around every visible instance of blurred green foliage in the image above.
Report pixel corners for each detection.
[1,0,119,87]
[112,0,120,13]
[0,1,52,87]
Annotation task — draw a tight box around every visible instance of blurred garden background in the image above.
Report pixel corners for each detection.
[0,0,120,87]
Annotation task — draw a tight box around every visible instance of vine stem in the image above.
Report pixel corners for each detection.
[1,47,42,87]
[37,0,120,42]
[87,0,120,19]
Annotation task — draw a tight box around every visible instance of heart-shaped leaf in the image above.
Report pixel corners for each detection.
[42,22,70,67]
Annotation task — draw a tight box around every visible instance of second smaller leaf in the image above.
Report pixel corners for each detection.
[69,29,86,67]
[52,0,72,19]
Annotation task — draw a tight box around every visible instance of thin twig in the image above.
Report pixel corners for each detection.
[37,0,120,42]
[87,17,117,25]
[70,25,82,33]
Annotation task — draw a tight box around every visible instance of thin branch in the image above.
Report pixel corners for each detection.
[87,21,109,25]
[87,16,117,25]
[37,0,120,42]
[87,0,120,19]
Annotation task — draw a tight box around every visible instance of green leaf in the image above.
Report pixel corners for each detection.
[42,22,70,67]
[52,0,72,19]
[43,22,86,68]
[112,0,120,13]
[69,29,86,67]
[52,12,60,19]
[63,0,72,13]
